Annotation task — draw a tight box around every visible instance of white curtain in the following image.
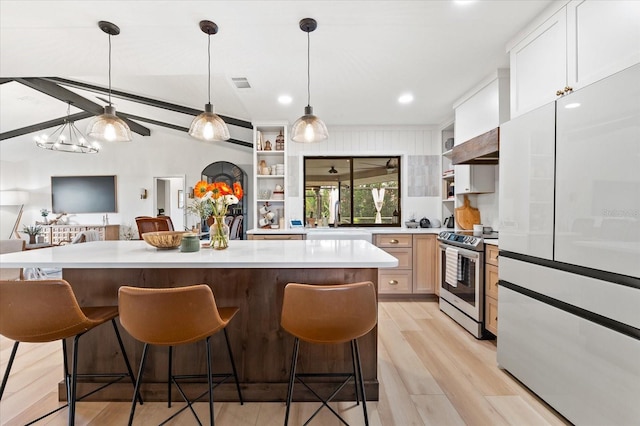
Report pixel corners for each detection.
[371,188,385,224]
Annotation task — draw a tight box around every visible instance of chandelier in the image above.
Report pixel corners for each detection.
[35,102,100,153]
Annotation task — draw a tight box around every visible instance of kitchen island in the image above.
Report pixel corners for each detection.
[0,239,397,402]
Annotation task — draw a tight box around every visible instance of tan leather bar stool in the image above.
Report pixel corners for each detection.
[0,279,141,426]
[118,284,243,426]
[281,281,377,426]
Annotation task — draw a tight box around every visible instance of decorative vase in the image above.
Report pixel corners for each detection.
[210,215,229,250]
[29,234,36,244]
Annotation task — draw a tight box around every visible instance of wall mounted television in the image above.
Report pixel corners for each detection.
[51,175,117,214]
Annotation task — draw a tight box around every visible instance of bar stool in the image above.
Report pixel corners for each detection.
[0,279,141,426]
[118,284,243,426]
[281,281,377,426]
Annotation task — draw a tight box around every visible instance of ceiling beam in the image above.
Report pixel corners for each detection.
[15,78,151,137]
[120,113,252,149]
[0,111,93,141]
[46,77,253,129]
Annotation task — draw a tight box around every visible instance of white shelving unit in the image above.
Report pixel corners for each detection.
[253,122,288,231]
[441,123,455,223]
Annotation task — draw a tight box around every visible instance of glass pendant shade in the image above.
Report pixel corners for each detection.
[291,105,328,143]
[87,105,132,142]
[292,18,328,144]
[188,103,230,141]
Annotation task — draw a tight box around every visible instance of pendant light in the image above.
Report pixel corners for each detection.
[291,18,328,143]
[35,102,100,153]
[86,21,132,142]
[188,20,230,142]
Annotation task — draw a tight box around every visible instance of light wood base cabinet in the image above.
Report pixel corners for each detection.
[375,233,437,295]
[413,234,437,293]
[485,244,499,335]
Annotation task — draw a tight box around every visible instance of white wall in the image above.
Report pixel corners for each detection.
[0,123,253,238]
[1,123,451,237]
[286,125,442,224]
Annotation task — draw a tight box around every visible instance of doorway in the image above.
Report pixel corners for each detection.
[153,175,186,231]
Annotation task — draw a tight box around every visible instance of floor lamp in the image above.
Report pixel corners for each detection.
[0,191,29,239]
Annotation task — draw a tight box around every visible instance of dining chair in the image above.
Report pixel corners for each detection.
[135,216,174,238]
[281,281,377,425]
[230,215,243,240]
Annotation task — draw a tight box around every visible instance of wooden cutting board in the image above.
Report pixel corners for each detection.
[455,195,481,230]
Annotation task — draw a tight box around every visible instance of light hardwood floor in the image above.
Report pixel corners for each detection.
[0,300,569,425]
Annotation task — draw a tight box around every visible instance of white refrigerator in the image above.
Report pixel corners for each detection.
[498,63,640,425]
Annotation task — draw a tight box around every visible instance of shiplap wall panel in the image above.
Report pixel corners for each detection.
[287,126,441,223]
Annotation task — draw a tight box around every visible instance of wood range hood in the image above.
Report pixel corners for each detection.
[451,127,499,165]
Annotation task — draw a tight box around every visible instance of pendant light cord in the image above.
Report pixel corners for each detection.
[208,33,212,105]
[306,30,311,107]
[108,33,112,107]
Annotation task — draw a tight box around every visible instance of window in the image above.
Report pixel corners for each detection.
[304,156,401,227]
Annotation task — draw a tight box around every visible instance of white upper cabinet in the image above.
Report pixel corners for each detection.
[454,71,510,144]
[509,0,640,119]
[452,70,508,195]
[509,7,567,118]
[566,0,640,89]
[454,164,495,195]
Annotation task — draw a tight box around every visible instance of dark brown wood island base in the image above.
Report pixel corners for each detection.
[60,267,379,403]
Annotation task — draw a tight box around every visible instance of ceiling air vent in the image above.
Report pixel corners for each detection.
[231,77,251,89]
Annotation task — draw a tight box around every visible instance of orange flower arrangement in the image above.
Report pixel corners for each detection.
[189,180,243,250]
[191,180,243,218]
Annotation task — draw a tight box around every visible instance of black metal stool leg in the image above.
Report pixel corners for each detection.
[168,345,173,408]
[62,339,71,405]
[223,328,243,404]
[354,339,369,426]
[206,336,214,425]
[69,334,83,426]
[0,341,19,399]
[128,343,149,426]
[284,337,300,426]
[351,339,360,405]
[111,319,143,405]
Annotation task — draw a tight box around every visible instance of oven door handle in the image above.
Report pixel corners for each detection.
[439,243,480,259]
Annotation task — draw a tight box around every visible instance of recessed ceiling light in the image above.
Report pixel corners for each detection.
[454,0,476,5]
[565,102,581,109]
[398,93,414,104]
[278,95,292,105]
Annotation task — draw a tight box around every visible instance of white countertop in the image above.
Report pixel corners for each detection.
[0,240,398,269]
[248,227,450,235]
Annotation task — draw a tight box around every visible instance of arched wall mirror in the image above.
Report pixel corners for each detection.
[201,161,248,239]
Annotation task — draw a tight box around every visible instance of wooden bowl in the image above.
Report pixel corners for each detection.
[142,231,185,249]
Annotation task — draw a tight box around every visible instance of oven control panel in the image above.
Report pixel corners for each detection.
[437,231,482,249]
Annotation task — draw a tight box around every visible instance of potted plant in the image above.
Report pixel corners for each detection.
[23,225,43,244]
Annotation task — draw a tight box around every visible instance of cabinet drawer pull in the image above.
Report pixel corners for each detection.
[389,239,399,244]
[556,89,565,96]
[388,280,398,286]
